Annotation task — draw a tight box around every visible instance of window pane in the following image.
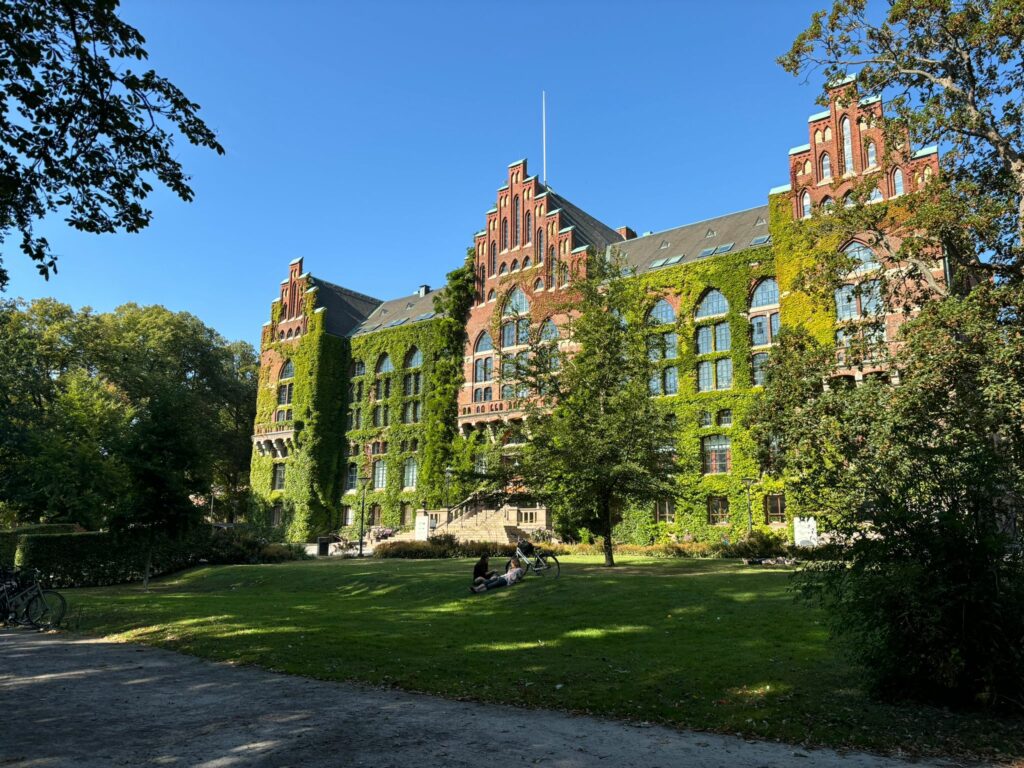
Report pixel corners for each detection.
[751,316,768,346]
[648,372,661,396]
[717,409,732,427]
[770,312,780,339]
[664,333,678,358]
[649,299,675,324]
[714,322,731,352]
[752,353,769,386]
[696,290,729,318]
[750,279,779,308]
[835,285,857,321]
[702,436,731,474]
[715,358,732,389]
[696,326,712,355]
[663,367,678,395]
[373,460,386,489]
[501,323,515,348]
[860,280,882,316]
[708,496,729,524]
[698,411,712,428]
[697,361,713,392]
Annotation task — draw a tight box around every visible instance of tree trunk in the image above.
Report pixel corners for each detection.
[601,498,615,567]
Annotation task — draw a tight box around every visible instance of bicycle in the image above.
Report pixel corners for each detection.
[506,537,560,578]
[0,566,66,629]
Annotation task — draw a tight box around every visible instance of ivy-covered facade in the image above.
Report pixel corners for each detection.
[250,84,942,544]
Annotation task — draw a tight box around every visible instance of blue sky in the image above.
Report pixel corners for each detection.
[8,0,833,347]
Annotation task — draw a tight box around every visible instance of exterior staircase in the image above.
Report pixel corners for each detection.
[431,500,550,544]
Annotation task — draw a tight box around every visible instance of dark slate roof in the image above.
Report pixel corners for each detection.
[348,287,443,337]
[545,190,623,250]
[308,277,382,337]
[612,205,772,274]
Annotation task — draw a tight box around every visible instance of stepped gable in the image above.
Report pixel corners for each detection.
[349,286,443,337]
[613,204,772,273]
[544,189,622,250]
[309,276,382,337]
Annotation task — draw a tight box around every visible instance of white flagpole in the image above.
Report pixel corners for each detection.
[542,90,547,186]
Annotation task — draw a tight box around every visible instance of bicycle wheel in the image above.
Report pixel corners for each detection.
[536,554,560,578]
[26,590,66,629]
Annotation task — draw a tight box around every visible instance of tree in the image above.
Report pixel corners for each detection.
[0,0,224,289]
[779,0,1024,288]
[749,286,1024,707]
[514,251,678,566]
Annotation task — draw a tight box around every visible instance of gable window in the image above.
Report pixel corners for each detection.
[489,242,497,275]
[654,499,675,524]
[866,140,877,167]
[272,463,286,491]
[501,217,509,250]
[525,212,532,243]
[512,196,520,247]
[765,494,786,524]
[707,496,730,525]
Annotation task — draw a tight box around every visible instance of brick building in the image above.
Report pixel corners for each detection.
[249,84,942,545]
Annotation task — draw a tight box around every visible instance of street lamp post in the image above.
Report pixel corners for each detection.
[742,478,756,537]
[444,466,453,518]
[358,472,371,557]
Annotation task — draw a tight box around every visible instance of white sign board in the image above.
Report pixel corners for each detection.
[414,512,430,542]
[793,516,819,548]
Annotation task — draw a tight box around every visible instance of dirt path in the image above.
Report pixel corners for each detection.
[0,629,962,768]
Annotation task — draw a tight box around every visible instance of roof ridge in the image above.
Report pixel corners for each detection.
[623,203,770,243]
[311,276,383,306]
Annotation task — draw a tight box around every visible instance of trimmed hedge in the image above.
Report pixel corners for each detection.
[0,524,79,563]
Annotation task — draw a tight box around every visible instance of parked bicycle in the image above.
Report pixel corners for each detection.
[506,537,560,578]
[0,566,66,629]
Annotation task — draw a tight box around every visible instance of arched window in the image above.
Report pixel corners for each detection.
[280,360,294,379]
[814,129,822,144]
[375,354,393,374]
[537,229,545,261]
[845,242,877,267]
[750,278,779,308]
[286,329,293,339]
[841,117,853,173]
[820,152,832,179]
[866,140,877,167]
[501,217,509,250]
[541,319,559,341]
[522,256,531,268]
[824,126,832,141]
[648,299,676,325]
[503,286,530,316]
[486,289,495,302]
[512,197,520,247]
[475,331,494,352]
[843,193,855,208]
[802,159,812,175]
[510,259,519,271]
[489,242,496,275]
[892,168,904,196]
[404,347,422,368]
[534,278,544,291]
[498,263,508,275]
[821,196,834,210]
[801,191,812,219]
[525,212,532,243]
[868,186,883,202]
[696,289,729,318]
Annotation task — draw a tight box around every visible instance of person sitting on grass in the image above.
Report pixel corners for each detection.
[471,558,524,593]
[472,555,497,587]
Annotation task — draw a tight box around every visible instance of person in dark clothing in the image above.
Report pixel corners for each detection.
[472,559,524,593]
[472,555,497,587]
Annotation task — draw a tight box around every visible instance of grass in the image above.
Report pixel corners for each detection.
[64,556,1022,762]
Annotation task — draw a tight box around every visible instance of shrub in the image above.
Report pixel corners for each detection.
[0,524,79,564]
[719,529,791,559]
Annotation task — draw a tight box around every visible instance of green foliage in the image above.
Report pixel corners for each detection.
[0,300,257,534]
[372,537,519,560]
[0,523,78,563]
[779,0,1024,284]
[754,283,1024,708]
[0,0,223,289]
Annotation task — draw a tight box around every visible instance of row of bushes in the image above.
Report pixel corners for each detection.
[372,530,797,560]
[0,523,79,563]
[5,526,308,588]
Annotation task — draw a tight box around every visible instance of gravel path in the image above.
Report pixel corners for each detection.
[0,629,960,768]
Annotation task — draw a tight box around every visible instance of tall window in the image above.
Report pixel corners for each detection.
[501,217,509,250]
[405,347,422,368]
[537,229,544,261]
[820,152,832,180]
[707,496,729,525]
[403,372,422,395]
[376,354,393,374]
[512,196,520,247]
[272,463,286,491]
[654,499,675,524]
[801,191,812,219]
[504,286,530,316]
[697,361,714,392]
[475,331,494,352]
[489,242,496,275]
[841,116,854,173]
[525,212,532,243]
[892,168,905,196]
[866,140,877,167]
[752,352,769,386]
[403,457,417,489]
[373,460,386,489]
[346,462,357,492]
[715,358,732,389]
[474,357,493,382]
[696,290,728,318]
[402,401,421,423]
[765,494,786,524]
[648,299,676,325]
[342,506,354,526]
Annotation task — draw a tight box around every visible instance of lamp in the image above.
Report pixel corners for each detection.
[358,471,371,557]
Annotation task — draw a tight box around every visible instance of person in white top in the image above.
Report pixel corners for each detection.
[471,558,524,593]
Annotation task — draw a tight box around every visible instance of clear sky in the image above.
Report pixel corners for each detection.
[8,0,833,348]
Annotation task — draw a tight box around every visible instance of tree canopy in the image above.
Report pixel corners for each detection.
[0,299,256,532]
[513,251,678,566]
[0,0,224,289]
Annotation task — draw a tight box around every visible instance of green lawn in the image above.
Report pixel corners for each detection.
[65,557,1021,761]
